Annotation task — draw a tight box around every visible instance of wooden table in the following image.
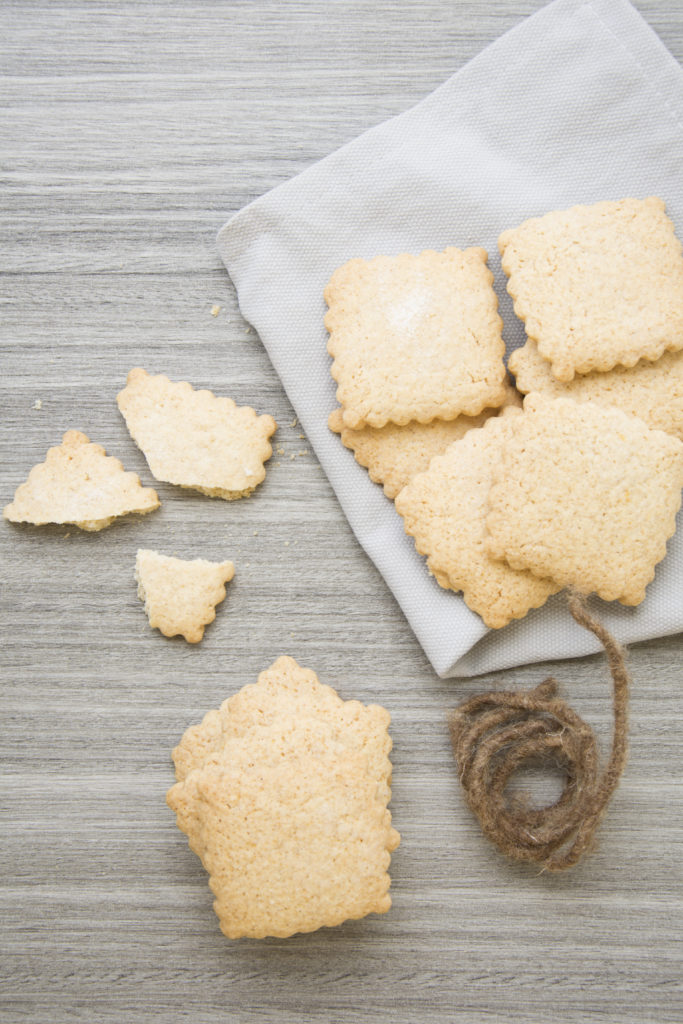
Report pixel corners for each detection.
[2,2,682,1021]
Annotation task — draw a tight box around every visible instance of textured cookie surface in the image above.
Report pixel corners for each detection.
[135,549,235,643]
[485,395,683,605]
[166,656,399,940]
[329,381,522,500]
[3,430,159,531]
[499,197,683,382]
[394,410,560,628]
[117,368,276,499]
[325,247,508,429]
[509,340,683,441]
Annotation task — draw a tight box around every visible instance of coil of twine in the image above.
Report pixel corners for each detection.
[448,592,630,871]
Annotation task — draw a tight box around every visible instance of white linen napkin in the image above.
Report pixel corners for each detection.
[217,0,683,678]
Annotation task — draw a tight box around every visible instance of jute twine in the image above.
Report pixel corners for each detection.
[448,592,630,871]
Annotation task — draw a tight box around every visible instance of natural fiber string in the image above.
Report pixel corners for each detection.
[448,592,630,871]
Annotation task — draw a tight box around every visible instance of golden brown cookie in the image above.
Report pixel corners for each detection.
[117,368,276,499]
[135,549,235,643]
[486,395,683,605]
[394,410,560,628]
[325,247,508,429]
[3,430,159,531]
[499,197,683,382]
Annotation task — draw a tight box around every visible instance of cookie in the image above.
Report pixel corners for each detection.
[117,368,277,499]
[135,549,235,643]
[167,657,399,939]
[499,197,683,382]
[3,430,159,531]
[325,247,508,429]
[394,410,560,628]
[329,380,522,499]
[485,395,683,605]
[509,339,683,441]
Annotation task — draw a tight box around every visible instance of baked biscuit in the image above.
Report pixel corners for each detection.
[329,381,522,500]
[167,657,399,940]
[135,549,234,643]
[325,248,508,429]
[117,368,276,499]
[485,395,683,605]
[394,410,560,628]
[509,339,683,441]
[499,197,683,381]
[3,430,159,531]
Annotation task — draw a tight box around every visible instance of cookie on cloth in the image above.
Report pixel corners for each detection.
[3,430,159,531]
[328,380,522,499]
[499,197,683,382]
[485,395,683,605]
[135,549,235,643]
[167,657,399,940]
[394,410,560,629]
[509,339,683,441]
[325,247,508,429]
[117,368,276,499]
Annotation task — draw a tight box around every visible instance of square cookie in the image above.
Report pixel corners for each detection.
[394,410,560,628]
[485,395,683,605]
[499,197,683,382]
[325,247,508,429]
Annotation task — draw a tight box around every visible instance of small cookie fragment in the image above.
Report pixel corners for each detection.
[485,395,683,606]
[135,549,234,643]
[117,368,277,499]
[509,339,683,441]
[499,197,683,381]
[329,381,522,499]
[3,430,159,531]
[394,410,560,628]
[167,656,399,939]
[325,247,508,429]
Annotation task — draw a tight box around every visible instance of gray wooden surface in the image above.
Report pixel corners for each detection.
[2,2,682,1022]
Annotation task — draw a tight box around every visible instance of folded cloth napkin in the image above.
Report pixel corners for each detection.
[217,0,683,678]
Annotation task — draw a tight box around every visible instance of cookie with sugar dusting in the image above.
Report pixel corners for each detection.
[117,368,276,499]
[3,430,159,531]
[325,247,508,429]
[485,395,683,606]
[135,549,234,643]
[329,380,522,499]
[394,409,560,628]
[166,656,399,940]
[499,197,683,382]
[509,339,683,441]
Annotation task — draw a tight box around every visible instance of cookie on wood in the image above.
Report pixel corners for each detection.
[325,247,508,429]
[499,197,683,381]
[117,368,276,499]
[167,656,399,939]
[485,395,683,605]
[3,430,159,531]
[135,549,234,643]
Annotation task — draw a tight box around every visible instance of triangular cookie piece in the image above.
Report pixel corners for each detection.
[135,549,235,643]
[3,430,160,531]
[117,368,277,500]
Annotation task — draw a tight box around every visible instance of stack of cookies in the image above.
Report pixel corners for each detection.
[327,198,683,629]
[166,656,400,939]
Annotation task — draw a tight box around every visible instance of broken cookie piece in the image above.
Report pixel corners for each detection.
[135,549,235,643]
[3,430,159,531]
[117,368,277,499]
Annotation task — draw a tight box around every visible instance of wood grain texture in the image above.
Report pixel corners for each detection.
[1,2,682,1022]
